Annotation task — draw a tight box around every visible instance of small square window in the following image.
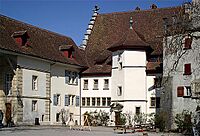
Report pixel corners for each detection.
[32,100,37,111]
[82,97,85,106]
[93,79,98,90]
[86,97,90,106]
[150,97,156,107]
[102,97,106,106]
[117,86,122,96]
[184,64,191,75]
[83,80,88,90]
[53,94,61,106]
[107,97,111,106]
[92,97,95,106]
[32,75,38,91]
[104,79,109,89]
[97,97,100,106]
[118,62,122,70]
[135,107,141,115]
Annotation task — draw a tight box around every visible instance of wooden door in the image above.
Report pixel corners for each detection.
[5,103,12,124]
[115,112,120,125]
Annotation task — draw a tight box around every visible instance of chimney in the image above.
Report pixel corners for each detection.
[135,6,141,11]
[151,4,157,9]
[80,5,100,49]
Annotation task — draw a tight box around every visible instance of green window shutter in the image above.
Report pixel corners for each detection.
[53,94,57,106]
[76,96,80,107]
[65,95,69,106]
[65,71,70,84]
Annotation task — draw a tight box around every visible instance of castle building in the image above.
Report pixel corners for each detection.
[1,3,198,130]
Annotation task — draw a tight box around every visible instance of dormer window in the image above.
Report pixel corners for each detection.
[59,44,75,59]
[11,30,30,46]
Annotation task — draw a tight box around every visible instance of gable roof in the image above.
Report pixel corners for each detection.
[0,15,87,68]
[83,6,181,75]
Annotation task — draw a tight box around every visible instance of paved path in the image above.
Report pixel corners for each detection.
[0,126,183,136]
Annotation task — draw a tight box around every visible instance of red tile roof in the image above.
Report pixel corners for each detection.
[0,15,87,68]
[107,29,152,52]
[83,6,181,75]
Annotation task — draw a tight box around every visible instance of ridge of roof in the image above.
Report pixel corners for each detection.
[0,14,73,40]
[99,6,181,16]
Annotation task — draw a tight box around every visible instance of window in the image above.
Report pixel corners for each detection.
[86,97,90,106]
[135,107,141,115]
[65,95,69,106]
[184,64,191,75]
[32,75,38,91]
[65,70,78,85]
[5,73,13,95]
[107,97,111,106]
[53,94,60,106]
[83,80,88,90]
[82,97,85,106]
[177,86,184,97]
[150,97,160,108]
[92,97,95,106]
[93,79,98,90]
[32,100,37,111]
[104,79,109,89]
[72,72,78,85]
[154,77,162,88]
[184,37,192,49]
[76,96,80,107]
[56,113,60,122]
[185,86,192,97]
[150,97,156,107]
[71,95,75,105]
[119,62,122,70]
[118,53,122,70]
[102,97,106,106]
[97,97,100,106]
[117,86,122,96]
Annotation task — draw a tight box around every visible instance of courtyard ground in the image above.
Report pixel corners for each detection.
[0,126,183,136]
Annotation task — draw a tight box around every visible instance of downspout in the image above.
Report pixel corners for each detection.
[79,73,82,125]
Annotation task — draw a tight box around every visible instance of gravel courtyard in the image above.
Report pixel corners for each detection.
[0,126,183,136]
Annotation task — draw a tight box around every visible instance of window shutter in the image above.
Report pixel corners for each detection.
[184,64,191,75]
[65,95,69,106]
[65,71,70,84]
[53,94,57,106]
[76,96,80,106]
[177,86,184,97]
[184,38,192,49]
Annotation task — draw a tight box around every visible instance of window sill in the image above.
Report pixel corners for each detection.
[93,88,99,90]
[183,96,191,98]
[67,83,78,86]
[183,73,192,75]
[83,88,89,90]
[149,106,156,108]
[81,106,110,108]
[103,88,109,90]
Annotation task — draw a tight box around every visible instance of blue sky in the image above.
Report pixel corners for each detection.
[0,0,191,46]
